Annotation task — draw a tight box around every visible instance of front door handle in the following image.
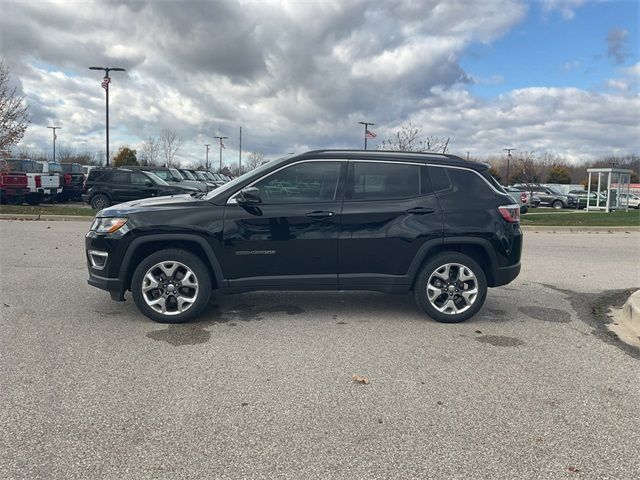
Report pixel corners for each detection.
[405,207,435,215]
[305,210,335,220]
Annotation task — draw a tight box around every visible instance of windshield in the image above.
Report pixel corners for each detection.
[169,168,184,181]
[194,171,208,181]
[181,170,196,181]
[204,156,291,200]
[3,159,40,173]
[49,163,62,173]
[143,170,170,186]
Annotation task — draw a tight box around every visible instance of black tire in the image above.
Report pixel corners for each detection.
[90,194,110,210]
[26,196,41,206]
[552,200,564,209]
[414,252,487,323]
[131,248,212,323]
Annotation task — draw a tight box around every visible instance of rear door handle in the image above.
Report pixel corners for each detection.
[305,210,335,220]
[405,207,435,215]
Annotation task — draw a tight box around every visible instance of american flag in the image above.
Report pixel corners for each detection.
[221,140,226,149]
[101,76,110,90]
[365,129,376,139]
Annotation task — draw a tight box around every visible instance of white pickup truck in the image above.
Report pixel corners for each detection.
[36,160,63,201]
[2,159,45,205]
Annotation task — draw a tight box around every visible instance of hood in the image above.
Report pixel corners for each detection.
[97,194,206,217]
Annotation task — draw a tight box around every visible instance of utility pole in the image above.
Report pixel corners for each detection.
[358,121,375,150]
[239,126,242,174]
[204,144,211,170]
[89,66,126,167]
[213,136,228,172]
[47,126,60,162]
[503,148,515,186]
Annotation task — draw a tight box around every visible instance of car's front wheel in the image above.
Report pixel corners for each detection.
[131,249,212,323]
[552,200,564,209]
[90,194,110,210]
[414,252,487,323]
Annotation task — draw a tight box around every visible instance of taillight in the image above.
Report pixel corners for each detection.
[0,175,5,187]
[520,192,527,203]
[64,173,72,185]
[498,204,521,223]
[35,175,42,188]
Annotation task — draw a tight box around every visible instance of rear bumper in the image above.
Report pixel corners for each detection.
[491,262,521,287]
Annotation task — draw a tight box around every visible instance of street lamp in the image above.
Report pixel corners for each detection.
[213,136,228,172]
[204,144,211,170]
[47,126,60,162]
[503,148,515,186]
[89,66,126,167]
[358,121,375,150]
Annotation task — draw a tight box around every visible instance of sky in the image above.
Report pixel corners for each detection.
[1,0,639,168]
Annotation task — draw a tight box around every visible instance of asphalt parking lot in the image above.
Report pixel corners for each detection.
[1,220,639,479]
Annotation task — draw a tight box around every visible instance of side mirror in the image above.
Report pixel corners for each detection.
[145,180,154,187]
[236,187,262,205]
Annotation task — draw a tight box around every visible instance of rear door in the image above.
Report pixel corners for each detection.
[338,161,442,289]
[221,160,345,289]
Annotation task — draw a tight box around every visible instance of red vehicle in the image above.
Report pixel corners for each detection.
[0,170,28,204]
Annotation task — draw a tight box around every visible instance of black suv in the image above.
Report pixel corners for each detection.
[85,150,522,324]
[82,168,198,210]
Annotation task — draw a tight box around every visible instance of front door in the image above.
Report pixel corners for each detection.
[222,160,345,289]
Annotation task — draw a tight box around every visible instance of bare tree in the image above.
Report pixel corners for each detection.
[244,151,265,172]
[159,129,181,167]
[0,60,30,156]
[140,135,161,166]
[379,123,450,153]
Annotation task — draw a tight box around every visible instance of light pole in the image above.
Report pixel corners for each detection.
[213,136,228,172]
[358,121,375,150]
[204,144,211,170]
[89,66,126,167]
[47,126,60,162]
[503,148,515,186]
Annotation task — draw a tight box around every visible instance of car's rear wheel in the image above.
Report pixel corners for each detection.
[90,194,110,210]
[131,249,212,323]
[414,252,487,323]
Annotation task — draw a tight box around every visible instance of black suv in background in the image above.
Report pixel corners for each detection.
[512,184,569,209]
[85,150,522,324]
[82,168,198,210]
[59,163,86,202]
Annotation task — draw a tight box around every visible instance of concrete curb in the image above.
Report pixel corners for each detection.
[521,226,639,233]
[608,290,640,348]
[0,213,93,222]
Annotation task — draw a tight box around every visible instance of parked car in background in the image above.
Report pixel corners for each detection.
[2,159,44,205]
[188,169,218,189]
[619,193,640,209]
[82,165,97,176]
[512,184,569,209]
[199,171,225,187]
[138,166,210,192]
[59,163,86,202]
[504,187,540,213]
[567,190,607,209]
[0,168,28,204]
[36,161,63,202]
[82,168,200,210]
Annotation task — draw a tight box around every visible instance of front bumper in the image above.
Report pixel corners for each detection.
[87,271,126,300]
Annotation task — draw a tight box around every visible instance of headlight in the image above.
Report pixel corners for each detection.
[91,217,128,233]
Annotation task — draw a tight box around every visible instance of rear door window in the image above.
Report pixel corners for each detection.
[348,162,420,201]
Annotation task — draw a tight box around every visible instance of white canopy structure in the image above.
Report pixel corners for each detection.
[586,167,633,212]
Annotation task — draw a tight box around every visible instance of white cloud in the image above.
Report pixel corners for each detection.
[1,0,637,166]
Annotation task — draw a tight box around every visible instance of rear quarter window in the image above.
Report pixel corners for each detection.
[429,167,498,210]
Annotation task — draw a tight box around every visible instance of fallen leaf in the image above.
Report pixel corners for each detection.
[474,330,482,334]
[568,466,580,473]
[352,374,369,385]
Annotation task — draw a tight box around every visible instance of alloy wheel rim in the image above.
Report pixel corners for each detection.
[141,261,199,316]
[426,263,478,315]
